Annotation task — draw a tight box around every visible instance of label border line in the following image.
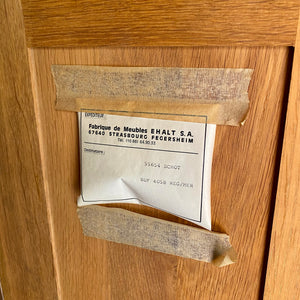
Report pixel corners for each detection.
[84,141,199,155]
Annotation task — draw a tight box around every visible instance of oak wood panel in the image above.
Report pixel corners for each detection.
[21,0,300,47]
[264,15,300,300]
[0,0,58,299]
[29,46,291,299]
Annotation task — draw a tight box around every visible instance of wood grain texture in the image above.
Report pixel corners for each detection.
[264,15,300,300]
[29,46,292,299]
[0,0,58,299]
[21,0,300,47]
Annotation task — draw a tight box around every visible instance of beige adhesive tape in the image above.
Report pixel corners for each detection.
[52,66,252,126]
[77,205,237,267]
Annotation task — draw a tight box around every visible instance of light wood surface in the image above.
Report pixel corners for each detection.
[21,0,299,47]
[0,0,58,299]
[0,2,298,298]
[28,46,291,299]
[264,15,300,300]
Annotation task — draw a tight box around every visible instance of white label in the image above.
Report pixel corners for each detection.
[78,113,216,230]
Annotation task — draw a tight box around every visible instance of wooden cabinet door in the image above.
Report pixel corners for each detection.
[1,1,299,299]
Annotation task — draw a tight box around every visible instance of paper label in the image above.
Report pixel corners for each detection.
[78,113,215,230]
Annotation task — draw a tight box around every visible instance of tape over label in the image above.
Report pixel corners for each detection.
[52,66,253,126]
[78,205,237,267]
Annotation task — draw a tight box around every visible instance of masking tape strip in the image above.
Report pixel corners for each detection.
[77,205,237,267]
[52,66,252,126]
